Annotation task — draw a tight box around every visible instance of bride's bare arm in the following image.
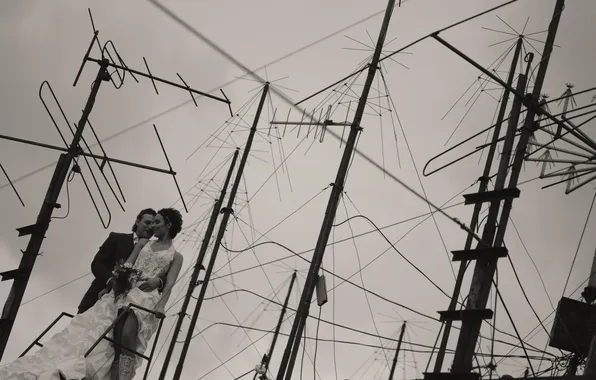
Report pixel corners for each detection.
[154,252,183,313]
[125,238,149,265]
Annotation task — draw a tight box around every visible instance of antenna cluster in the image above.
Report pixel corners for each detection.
[525,84,596,194]
[268,31,412,179]
[420,14,596,198]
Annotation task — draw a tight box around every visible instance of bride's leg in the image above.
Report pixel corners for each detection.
[118,310,139,380]
[110,307,128,379]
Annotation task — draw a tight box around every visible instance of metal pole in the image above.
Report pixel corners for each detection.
[451,0,565,372]
[172,83,270,380]
[388,323,406,380]
[255,272,297,380]
[0,59,110,360]
[265,273,297,375]
[276,2,396,380]
[19,312,74,357]
[158,148,239,380]
[432,37,523,373]
[566,354,580,376]
[583,253,596,373]
[451,68,528,374]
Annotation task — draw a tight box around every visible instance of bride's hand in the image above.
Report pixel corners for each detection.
[138,278,161,292]
[98,287,110,299]
[153,306,166,319]
[137,238,150,247]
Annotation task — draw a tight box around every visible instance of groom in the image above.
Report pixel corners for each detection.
[77,208,162,314]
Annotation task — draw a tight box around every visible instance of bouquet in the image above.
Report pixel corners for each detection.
[111,260,145,300]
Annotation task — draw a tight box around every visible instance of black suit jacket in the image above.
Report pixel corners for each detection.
[78,232,135,314]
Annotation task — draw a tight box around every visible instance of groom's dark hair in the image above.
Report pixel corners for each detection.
[132,208,157,232]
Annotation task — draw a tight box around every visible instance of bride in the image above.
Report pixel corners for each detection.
[0,208,184,380]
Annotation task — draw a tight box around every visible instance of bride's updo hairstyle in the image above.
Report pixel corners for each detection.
[157,208,183,239]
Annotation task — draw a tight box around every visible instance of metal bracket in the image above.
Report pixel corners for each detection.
[437,309,494,322]
[0,268,30,282]
[451,247,508,261]
[463,187,520,205]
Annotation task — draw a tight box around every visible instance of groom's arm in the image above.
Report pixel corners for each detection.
[158,272,167,293]
[90,233,118,284]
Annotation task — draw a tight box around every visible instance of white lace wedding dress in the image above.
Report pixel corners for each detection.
[0,242,175,380]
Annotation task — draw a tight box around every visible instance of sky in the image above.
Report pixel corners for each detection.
[1,0,596,379]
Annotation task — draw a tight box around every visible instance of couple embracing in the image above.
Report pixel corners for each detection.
[1,207,184,380]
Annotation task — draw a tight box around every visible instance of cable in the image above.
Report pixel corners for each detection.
[195,323,274,380]
[332,221,339,380]
[404,326,420,376]
[217,198,466,279]
[424,320,444,373]
[20,272,91,306]
[232,368,255,380]
[561,189,596,297]
[489,266,498,377]
[50,169,76,220]
[313,307,322,379]
[210,283,264,359]
[212,186,331,274]
[146,319,178,375]
[492,267,536,377]
[503,239,556,343]
[191,287,554,358]
[217,215,556,356]
[340,196,391,368]
[494,273,596,368]
[233,218,284,305]
[189,288,436,351]
[199,331,237,379]
[334,213,451,299]
[211,183,474,360]
[213,184,330,275]
[198,305,327,380]
[509,217,554,308]
[379,65,457,281]
[230,239,435,320]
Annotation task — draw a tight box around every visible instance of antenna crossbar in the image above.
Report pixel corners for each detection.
[432,33,596,153]
[0,162,24,207]
[85,57,230,105]
[0,134,175,175]
[269,120,352,127]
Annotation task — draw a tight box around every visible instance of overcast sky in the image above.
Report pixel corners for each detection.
[2,0,596,379]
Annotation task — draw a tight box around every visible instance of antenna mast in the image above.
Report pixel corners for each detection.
[159,83,271,380]
[432,36,524,373]
[425,0,566,377]
[275,1,397,379]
